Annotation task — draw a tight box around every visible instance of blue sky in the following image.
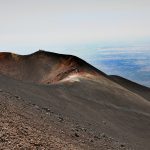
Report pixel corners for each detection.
[0,0,150,86]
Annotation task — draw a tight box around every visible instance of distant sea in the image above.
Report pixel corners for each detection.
[88,46,150,87]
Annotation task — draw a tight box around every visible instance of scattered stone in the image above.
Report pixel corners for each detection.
[102,120,107,125]
[15,95,21,99]
[75,128,79,132]
[34,105,40,109]
[60,130,64,134]
[79,127,87,132]
[0,89,2,92]
[74,132,79,137]
[82,128,87,132]
[90,139,94,143]
[94,135,100,140]
[42,107,54,113]
[43,107,50,112]
[0,131,4,138]
[33,143,43,147]
[120,144,125,148]
[100,133,106,138]
[0,135,7,143]
[58,116,64,122]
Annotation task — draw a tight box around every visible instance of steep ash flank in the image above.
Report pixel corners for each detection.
[0,50,106,84]
[110,75,150,101]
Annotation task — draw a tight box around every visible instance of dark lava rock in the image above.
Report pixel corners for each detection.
[74,133,79,137]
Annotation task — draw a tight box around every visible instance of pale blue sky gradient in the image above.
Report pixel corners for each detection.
[0,0,150,54]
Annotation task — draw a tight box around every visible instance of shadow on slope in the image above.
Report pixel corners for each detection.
[110,75,150,101]
[0,50,105,84]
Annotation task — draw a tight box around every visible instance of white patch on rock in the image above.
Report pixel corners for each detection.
[61,74,81,83]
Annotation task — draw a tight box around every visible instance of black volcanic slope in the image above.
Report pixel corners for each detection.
[110,75,150,101]
[0,50,150,150]
[0,50,106,83]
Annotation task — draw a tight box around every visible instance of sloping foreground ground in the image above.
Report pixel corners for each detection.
[0,81,126,150]
[0,74,150,150]
[0,51,105,84]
